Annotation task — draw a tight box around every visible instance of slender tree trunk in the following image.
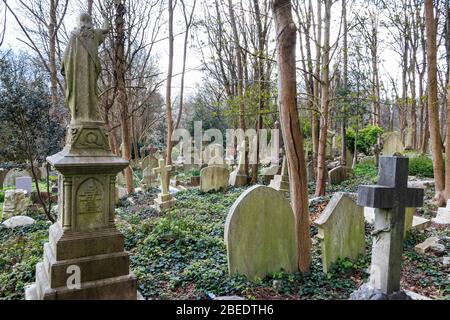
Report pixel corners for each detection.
[315,0,331,197]
[166,0,175,166]
[272,0,311,273]
[87,0,93,15]
[114,0,133,193]
[425,0,445,205]
[341,0,348,166]
[444,73,450,201]
[312,0,322,175]
[48,0,58,113]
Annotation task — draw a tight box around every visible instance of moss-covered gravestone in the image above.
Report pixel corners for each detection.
[224,185,298,280]
[200,166,229,192]
[25,13,137,300]
[315,193,365,273]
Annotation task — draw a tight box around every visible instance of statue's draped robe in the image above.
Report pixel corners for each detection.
[61,27,107,124]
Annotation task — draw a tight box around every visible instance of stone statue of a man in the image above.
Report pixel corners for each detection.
[61,13,109,124]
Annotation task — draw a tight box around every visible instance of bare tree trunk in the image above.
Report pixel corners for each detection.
[175,0,196,130]
[87,0,93,15]
[48,0,59,114]
[272,0,311,273]
[315,0,331,197]
[445,72,450,201]
[312,0,322,175]
[341,0,348,166]
[425,0,445,205]
[114,0,134,193]
[166,0,175,166]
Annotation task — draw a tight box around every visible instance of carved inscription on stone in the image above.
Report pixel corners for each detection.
[76,178,104,230]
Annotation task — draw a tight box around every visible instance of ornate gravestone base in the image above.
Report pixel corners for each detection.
[25,123,138,300]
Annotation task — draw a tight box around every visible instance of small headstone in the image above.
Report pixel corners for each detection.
[432,201,450,225]
[4,169,31,187]
[269,156,289,192]
[442,257,450,267]
[329,166,354,185]
[224,185,298,280]
[39,165,48,180]
[200,166,229,192]
[2,216,35,229]
[350,157,424,300]
[2,189,30,219]
[16,176,33,195]
[260,165,280,184]
[315,193,365,273]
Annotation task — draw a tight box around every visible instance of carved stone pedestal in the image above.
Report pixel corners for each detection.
[25,123,138,300]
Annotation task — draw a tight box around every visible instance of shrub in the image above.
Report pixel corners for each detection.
[409,155,434,178]
[0,191,4,203]
[346,125,383,155]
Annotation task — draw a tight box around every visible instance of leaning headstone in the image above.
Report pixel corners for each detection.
[432,201,450,225]
[269,156,289,192]
[16,176,33,195]
[140,155,159,189]
[2,216,35,229]
[25,13,137,300]
[153,158,176,211]
[224,185,298,280]
[382,132,405,156]
[329,166,354,185]
[315,193,365,273]
[350,157,424,300]
[2,189,30,219]
[229,141,247,187]
[200,166,229,192]
[414,237,445,255]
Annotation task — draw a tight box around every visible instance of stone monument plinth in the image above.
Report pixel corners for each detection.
[25,13,137,300]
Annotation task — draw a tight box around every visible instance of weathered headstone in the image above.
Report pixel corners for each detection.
[25,13,137,300]
[16,176,33,195]
[229,141,247,187]
[414,237,445,254]
[350,157,424,300]
[153,158,176,211]
[224,185,298,280]
[140,155,159,189]
[39,164,48,180]
[432,201,450,225]
[200,166,229,192]
[382,132,405,156]
[329,166,354,185]
[269,156,289,192]
[315,193,365,273]
[2,189,30,219]
[4,169,31,187]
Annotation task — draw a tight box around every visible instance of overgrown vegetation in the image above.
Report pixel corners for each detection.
[346,125,383,156]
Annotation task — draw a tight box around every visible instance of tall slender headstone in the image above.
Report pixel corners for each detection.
[350,157,424,300]
[25,13,137,300]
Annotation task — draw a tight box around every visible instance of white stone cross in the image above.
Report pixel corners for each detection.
[153,158,173,196]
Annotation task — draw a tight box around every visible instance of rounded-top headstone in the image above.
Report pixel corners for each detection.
[224,185,298,280]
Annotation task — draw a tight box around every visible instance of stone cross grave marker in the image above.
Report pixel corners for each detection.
[351,156,423,300]
[153,158,176,211]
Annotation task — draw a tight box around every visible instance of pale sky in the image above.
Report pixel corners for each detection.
[1,0,447,102]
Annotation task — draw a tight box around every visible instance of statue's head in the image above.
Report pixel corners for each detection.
[78,12,93,28]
